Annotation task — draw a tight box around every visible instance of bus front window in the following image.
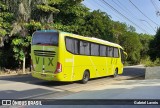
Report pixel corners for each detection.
[120,49,125,64]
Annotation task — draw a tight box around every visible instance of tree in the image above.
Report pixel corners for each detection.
[127,25,136,32]
[139,34,153,60]
[32,0,61,23]
[3,0,59,72]
[3,0,39,72]
[150,27,160,60]
[0,0,154,70]
[111,21,127,43]
[52,0,88,34]
[120,32,142,64]
[1,0,86,71]
[82,10,113,41]
[8,0,32,73]
[0,1,14,46]
[0,1,15,69]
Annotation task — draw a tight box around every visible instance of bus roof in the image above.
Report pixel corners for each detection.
[35,30,123,49]
[91,37,122,48]
[60,31,123,49]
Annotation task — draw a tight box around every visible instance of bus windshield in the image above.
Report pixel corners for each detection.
[32,32,59,46]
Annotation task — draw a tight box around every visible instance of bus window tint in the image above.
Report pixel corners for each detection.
[91,43,99,56]
[80,41,90,55]
[114,48,119,58]
[100,45,106,56]
[32,32,58,45]
[66,38,75,53]
[108,47,113,57]
[74,39,79,54]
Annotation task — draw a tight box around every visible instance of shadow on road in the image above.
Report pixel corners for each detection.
[0,66,146,86]
[122,67,145,80]
[0,88,56,99]
[0,74,74,86]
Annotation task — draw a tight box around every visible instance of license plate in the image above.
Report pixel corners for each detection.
[41,74,46,77]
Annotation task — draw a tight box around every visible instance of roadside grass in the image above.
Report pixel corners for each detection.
[123,57,160,67]
[141,57,160,67]
[124,61,141,66]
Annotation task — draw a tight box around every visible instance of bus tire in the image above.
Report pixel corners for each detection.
[81,70,90,84]
[113,68,118,78]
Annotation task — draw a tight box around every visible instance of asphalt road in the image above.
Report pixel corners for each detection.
[0,65,145,99]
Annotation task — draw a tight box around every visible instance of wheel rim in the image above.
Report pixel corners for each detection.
[84,74,88,81]
[84,73,89,81]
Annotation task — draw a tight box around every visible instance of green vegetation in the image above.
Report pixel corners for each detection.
[141,57,160,67]
[0,0,159,72]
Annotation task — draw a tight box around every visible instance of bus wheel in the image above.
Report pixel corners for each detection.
[81,70,90,84]
[113,68,118,78]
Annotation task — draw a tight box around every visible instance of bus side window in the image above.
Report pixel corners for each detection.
[100,45,106,56]
[80,41,90,55]
[113,48,119,58]
[66,37,75,53]
[106,46,109,56]
[74,39,79,54]
[107,47,113,57]
[91,43,99,56]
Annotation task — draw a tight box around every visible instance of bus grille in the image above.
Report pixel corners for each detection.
[34,50,56,57]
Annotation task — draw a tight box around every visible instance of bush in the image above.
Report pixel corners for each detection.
[142,57,160,67]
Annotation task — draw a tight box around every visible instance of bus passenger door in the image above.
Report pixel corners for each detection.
[107,46,114,75]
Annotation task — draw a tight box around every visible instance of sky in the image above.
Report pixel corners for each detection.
[82,0,160,35]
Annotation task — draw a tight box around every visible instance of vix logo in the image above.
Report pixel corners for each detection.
[35,57,54,66]
[35,57,40,64]
[48,58,53,66]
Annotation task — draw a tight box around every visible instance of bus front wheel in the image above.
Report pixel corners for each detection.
[81,70,90,84]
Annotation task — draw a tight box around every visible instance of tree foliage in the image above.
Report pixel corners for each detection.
[82,10,113,41]
[0,1,14,46]
[139,34,153,60]
[121,32,142,64]
[150,28,160,60]
[0,0,156,69]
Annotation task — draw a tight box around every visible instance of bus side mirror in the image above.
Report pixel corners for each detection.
[123,51,127,60]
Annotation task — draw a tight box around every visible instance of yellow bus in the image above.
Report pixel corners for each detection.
[31,30,126,83]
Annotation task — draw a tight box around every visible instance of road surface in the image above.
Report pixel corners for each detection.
[0,65,145,99]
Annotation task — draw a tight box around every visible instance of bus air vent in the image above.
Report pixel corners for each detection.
[34,50,56,57]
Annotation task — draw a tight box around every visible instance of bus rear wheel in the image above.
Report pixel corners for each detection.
[81,70,90,84]
[113,68,118,78]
